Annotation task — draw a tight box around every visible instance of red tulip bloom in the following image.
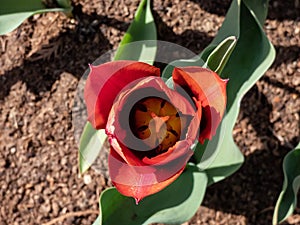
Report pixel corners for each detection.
[84,60,227,203]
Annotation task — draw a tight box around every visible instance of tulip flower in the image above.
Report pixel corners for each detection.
[84,60,227,203]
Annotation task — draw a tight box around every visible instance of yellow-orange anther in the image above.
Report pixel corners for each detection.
[130,97,181,153]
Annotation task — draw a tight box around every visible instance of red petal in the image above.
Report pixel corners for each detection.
[172,67,227,143]
[84,61,160,129]
[109,147,188,203]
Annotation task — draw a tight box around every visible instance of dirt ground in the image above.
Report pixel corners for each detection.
[0,0,299,224]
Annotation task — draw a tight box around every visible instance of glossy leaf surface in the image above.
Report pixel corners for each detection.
[192,0,275,185]
[113,0,157,64]
[273,142,300,224]
[0,0,71,35]
[79,123,107,174]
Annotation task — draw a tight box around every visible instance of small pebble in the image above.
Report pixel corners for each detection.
[83,174,92,185]
[10,147,16,154]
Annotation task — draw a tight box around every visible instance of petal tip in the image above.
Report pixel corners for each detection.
[88,64,95,76]
[173,67,182,73]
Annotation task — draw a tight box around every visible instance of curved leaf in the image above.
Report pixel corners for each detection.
[79,123,107,174]
[92,215,101,225]
[193,0,275,184]
[99,166,207,225]
[114,0,157,64]
[0,0,71,35]
[162,0,275,184]
[273,142,300,225]
[205,36,237,74]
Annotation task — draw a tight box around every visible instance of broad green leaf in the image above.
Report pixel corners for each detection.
[273,142,300,225]
[191,0,275,185]
[78,0,157,173]
[99,167,207,225]
[79,122,107,174]
[92,215,101,225]
[0,0,71,35]
[221,0,275,109]
[160,0,274,191]
[205,36,237,74]
[0,0,45,14]
[114,0,157,64]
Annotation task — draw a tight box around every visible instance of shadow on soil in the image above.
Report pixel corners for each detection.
[190,0,300,21]
[0,4,213,101]
[0,5,114,101]
[202,84,299,225]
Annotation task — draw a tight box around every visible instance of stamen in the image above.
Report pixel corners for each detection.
[169,129,179,137]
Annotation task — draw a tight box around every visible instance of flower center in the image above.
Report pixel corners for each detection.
[130,97,181,155]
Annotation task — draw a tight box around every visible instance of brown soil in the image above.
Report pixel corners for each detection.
[0,0,299,225]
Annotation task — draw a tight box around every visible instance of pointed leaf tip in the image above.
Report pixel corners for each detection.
[205,35,238,75]
[273,142,300,224]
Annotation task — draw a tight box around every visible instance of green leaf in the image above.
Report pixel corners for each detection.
[0,0,45,14]
[99,167,207,225]
[161,0,274,184]
[79,122,107,174]
[114,0,157,64]
[78,0,157,173]
[192,0,275,184]
[92,215,101,225]
[0,0,71,35]
[273,142,300,225]
[205,36,237,74]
